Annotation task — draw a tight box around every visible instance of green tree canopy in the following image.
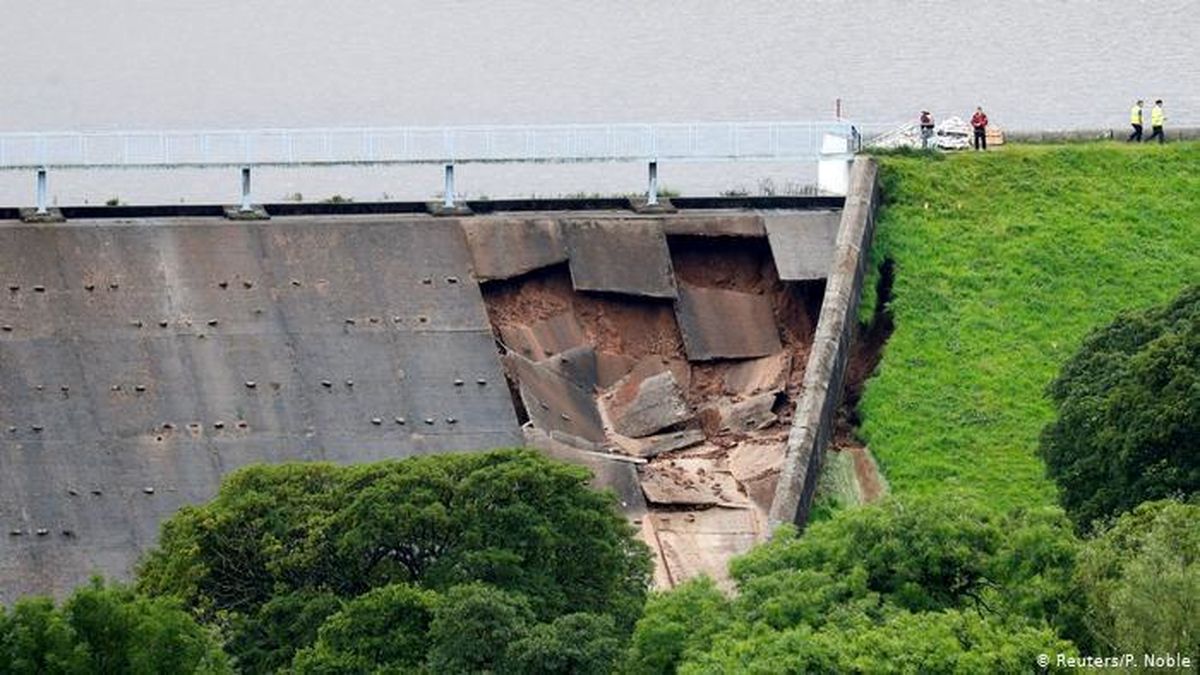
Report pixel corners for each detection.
[0,579,228,675]
[628,495,1080,673]
[1075,499,1200,659]
[136,448,650,671]
[1040,284,1200,529]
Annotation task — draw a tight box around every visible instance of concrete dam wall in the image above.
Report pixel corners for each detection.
[1,197,862,601]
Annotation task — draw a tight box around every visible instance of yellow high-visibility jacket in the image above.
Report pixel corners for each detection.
[1131,105,1142,124]
[1151,106,1165,126]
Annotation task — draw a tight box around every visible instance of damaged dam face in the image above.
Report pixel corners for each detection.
[0,205,841,600]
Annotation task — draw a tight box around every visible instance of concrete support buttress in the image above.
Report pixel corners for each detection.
[443,164,456,208]
[36,168,48,215]
[239,167,252,213]
[647,161,658,206]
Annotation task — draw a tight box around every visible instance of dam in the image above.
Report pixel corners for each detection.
[1,124,878,602]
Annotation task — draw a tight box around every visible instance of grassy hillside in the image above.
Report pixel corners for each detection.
[859,142,1200,511]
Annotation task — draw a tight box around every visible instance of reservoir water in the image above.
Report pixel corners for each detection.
[2,0,1196,203]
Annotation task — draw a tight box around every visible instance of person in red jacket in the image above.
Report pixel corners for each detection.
[970,107,989,151]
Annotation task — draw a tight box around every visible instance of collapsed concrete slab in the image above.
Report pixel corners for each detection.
[603,369,691,438]
[763,211,841,281]
[504,353,605,443]
[540,346,599,394]
[723,351,792,396]
[700,392,780,435]
[613,428,706,459]
[564,220,678,298]
[675,285,782,360]
[728,440,787,511]
[525,426,647,516]
[461,218,568,280]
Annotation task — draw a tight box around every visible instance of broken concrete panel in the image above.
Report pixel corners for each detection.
[540,346,598,393]
[499,311,587,360]
[723,352,793,396]
[639,457,749,508]
[650,507,764,589]
[728,440,787,483]
[604,370,692,438]
[524,426,647,516]
[461,218,567,280]
[504,353,606,442]
[675,285,782,361]
[700,392,780,435]
[621,428,706,459]
[564,220,678,298]
[763,211,841,281]
[729,440,787,512]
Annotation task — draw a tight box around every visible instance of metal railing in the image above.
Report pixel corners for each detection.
[0,121,852,170]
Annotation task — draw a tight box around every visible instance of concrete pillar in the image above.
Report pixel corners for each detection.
[647,161,658,206]
[239,167,252,212]
[443,164,456,208]
[35,168,48,215]
[817,134,853,196]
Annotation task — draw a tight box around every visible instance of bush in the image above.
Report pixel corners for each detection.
[1040,285,1200,529]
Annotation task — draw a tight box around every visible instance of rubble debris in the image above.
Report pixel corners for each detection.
[639,456,749,508]
[723,352,792,396]
[604,369,692,438]
[700,392,780,435]
[675,285,781,360]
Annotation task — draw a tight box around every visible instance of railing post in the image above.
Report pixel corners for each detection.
[647,160,658,206]
[240,166,252,212]
[443,164,456,208]
[36,168,48,215]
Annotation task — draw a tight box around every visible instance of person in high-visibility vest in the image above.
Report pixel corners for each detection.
[1147,100,1167,144]
[1127,100,1144,142]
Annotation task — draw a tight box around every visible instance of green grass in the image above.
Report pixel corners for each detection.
[859,142,1200,512]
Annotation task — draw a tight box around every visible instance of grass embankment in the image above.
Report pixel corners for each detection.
[858,142,1200,512]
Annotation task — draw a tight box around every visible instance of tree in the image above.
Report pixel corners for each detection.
[506,612,623,675]
[426,584,533,674]
[136,449,651,670]
[629,495,1081,673]
[291,583,437,674]
[0,579,229,675]
[1040,284,1200,529]
[1075,500,1200,658]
